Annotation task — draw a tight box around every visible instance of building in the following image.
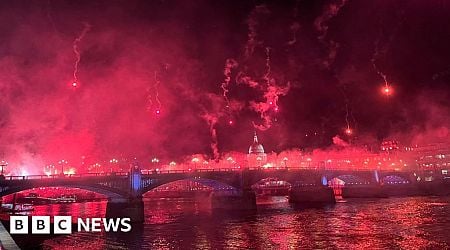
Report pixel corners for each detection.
[247,132,267,167]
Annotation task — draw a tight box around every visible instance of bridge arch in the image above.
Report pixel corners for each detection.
[331,175,371,186]
[251,177,292,189]
[141,177,239,194]
[381,175,410,185]
[0,184,127,199]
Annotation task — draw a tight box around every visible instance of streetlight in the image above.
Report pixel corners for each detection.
[0,160,7,176]
[283,157,288,169]
[92,163,101,173]
[109,158,119,173]
[151,157,160,172]
[44,164,55,176]
[192,157,200,170]
[58,159,68,175]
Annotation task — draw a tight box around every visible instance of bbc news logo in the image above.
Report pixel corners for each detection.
[10,216,131,234]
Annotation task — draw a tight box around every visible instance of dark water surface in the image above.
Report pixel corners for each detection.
[21,196,450,249]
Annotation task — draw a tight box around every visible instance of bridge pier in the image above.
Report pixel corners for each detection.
[289,186,336,204]
[341,185,388,198]
[105,161,145,223]
[105,197,145,223]
[210,189,257,210]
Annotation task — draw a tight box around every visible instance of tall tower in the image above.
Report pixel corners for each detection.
[247,132,267,167]
[130,161,142,198]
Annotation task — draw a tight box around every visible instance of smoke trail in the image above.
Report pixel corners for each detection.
[72,22,91,85]
[253,48,290,130]
[371,35,389,87]
[263,47,271,84]
[287,0,301,46]
[371,10,405,93]
[332,135,350,147]
[314,0,348,41]
[202,114,219,160]
[146,71,162,115]
[236,73,259,88]
[251,84,290,131]
[46,0,59,34]
[154,71,162,113]
[337,86,354,135]
[155,73,160,108]
[344,102,352,135]
[245,4,270,59]
[197,92,244,160]
[432,65,450,80]
[237,47,291,130]
[220,58,239,106]
[314,0,348,67]
[287,22,301,46]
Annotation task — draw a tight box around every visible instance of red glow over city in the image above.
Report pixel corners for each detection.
[2,135,448,177]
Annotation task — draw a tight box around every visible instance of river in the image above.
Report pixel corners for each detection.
[12,196,450,249]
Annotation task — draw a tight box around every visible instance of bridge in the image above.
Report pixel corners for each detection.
[0,165,447,222]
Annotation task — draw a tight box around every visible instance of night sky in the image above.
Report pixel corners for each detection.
[1,0,450,168]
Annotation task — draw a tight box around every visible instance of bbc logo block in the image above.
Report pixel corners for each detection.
[9,216,131,234]
[31,216,50,234]
[10,216,28,234]
[54,216,72,234]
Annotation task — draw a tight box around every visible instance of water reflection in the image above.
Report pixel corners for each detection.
[36,196,450,249]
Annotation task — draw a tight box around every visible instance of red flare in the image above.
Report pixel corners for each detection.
[381,85,393,96]
[345,128,353,135]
